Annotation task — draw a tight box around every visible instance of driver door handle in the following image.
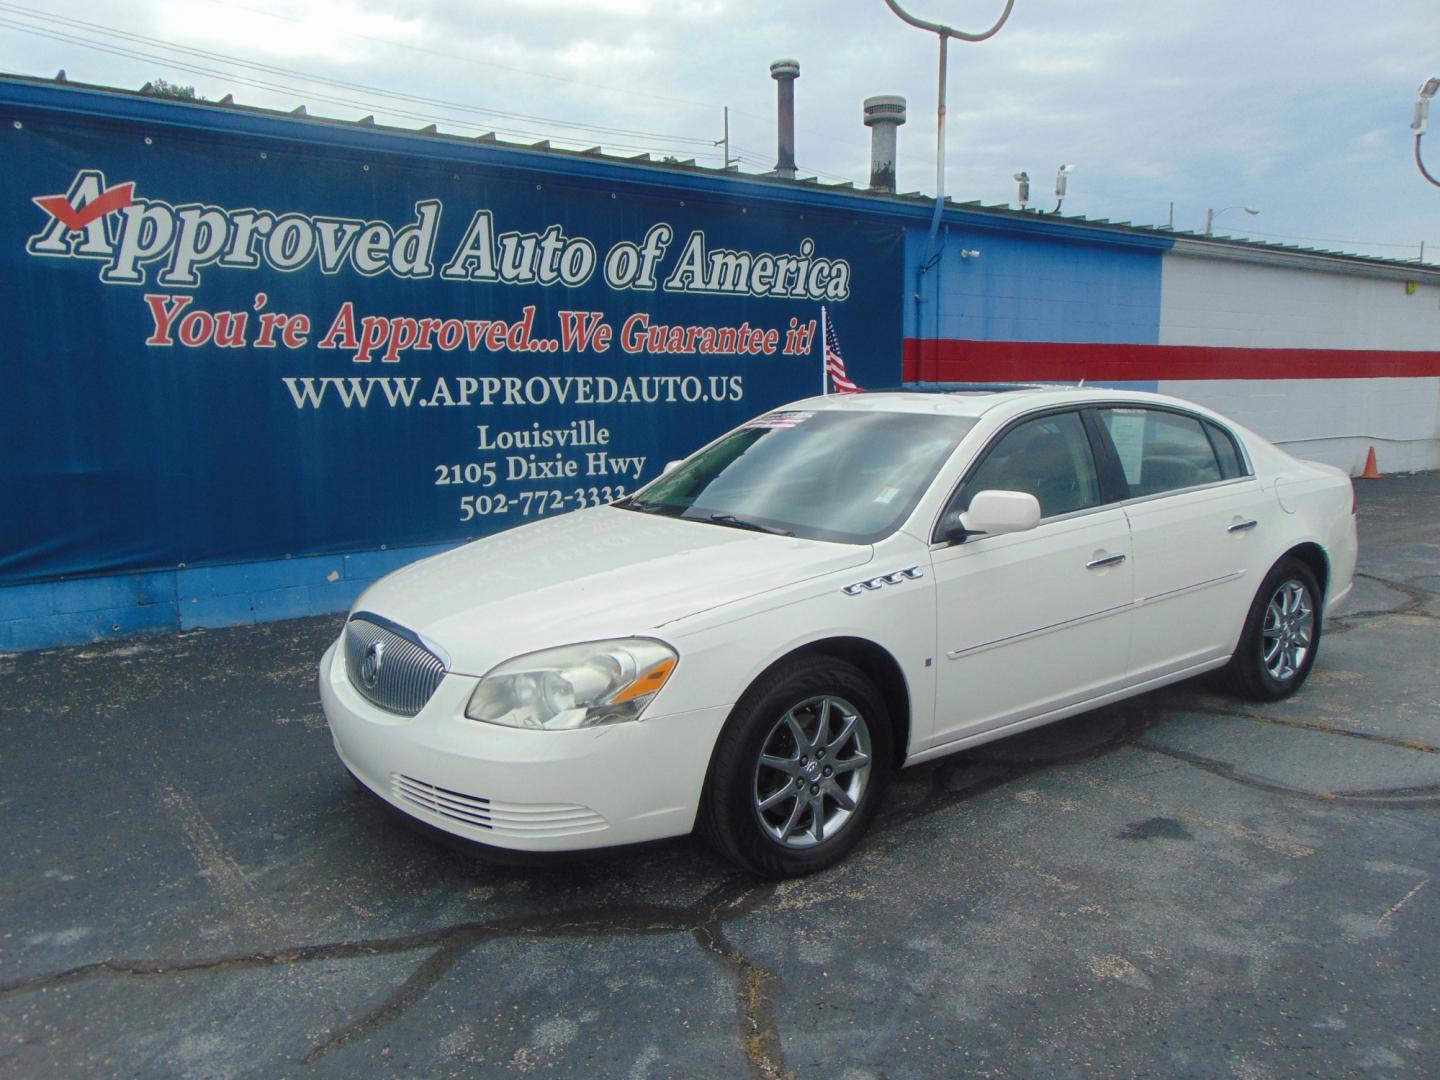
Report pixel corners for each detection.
[1086,553,1127,569]
[1227,519,1259,533]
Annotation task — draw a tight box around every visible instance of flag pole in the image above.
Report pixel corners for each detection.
[820,306,829,396]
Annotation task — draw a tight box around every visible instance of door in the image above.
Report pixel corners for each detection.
[928,410,1134,748]
[1094,406,1273,679]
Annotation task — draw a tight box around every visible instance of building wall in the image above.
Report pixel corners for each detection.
[903,227,1440,475]
[3,75,1438,653]
[0,76,906,651]
[1156,252,1440,473]
[902,226,1165,348]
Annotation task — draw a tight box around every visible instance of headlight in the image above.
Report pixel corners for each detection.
[464,638,678,730]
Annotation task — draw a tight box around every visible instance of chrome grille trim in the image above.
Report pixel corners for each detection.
[344,616,447,717]
[391,773,607,838]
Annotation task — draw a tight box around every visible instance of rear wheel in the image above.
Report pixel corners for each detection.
[1223,557,1322,701]
[699,657,892,878]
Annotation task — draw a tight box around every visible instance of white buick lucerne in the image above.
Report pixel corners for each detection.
[320,386,1357,877]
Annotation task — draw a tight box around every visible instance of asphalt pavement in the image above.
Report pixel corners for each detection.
[1,472,1437,1078]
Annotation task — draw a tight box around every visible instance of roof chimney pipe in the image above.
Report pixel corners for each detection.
[864,95,907,193]
[770,58,800,179]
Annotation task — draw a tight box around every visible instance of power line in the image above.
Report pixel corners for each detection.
[0,1,726,151]
[200,0,770,122]
[1214,225,1437,252]
[3,10,868,187]
[0,16,735,161]
[1,1,870,185]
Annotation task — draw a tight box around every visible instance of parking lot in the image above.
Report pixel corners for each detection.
[1,471,1436,1078]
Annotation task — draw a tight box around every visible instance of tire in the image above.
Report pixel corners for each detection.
[1223,556,1323,701]
[699,656,892,878]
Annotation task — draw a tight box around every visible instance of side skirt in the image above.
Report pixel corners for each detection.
[901,655,1232,768]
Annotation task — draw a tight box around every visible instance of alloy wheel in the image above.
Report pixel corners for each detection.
[1262,579,1314,683]
[751,695,872,848]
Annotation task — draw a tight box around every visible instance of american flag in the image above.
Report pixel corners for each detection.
[821,306,860,394]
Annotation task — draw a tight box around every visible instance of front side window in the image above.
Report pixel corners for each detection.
[953,411,1100,520]
[1098,408,1222,497]
[620,409,976,544]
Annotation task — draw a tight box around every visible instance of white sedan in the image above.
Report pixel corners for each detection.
[320,387,1357,877]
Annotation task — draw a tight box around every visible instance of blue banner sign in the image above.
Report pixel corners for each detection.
[0,88,903,585]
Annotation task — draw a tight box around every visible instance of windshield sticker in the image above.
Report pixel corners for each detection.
[874,486,901,504]
[1106,411,1147,486]
[743,411,814,429]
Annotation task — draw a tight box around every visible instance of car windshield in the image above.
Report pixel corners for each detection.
[618,408,975,543]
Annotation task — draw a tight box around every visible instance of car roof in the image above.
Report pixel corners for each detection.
[783,384,1194,421]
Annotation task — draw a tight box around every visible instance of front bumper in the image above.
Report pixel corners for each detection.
[318,640,731,852]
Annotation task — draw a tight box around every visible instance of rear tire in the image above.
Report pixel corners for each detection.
[699,656,892,878]
[1223,556,1322,701]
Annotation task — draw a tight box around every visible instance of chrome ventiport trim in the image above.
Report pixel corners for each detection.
[842,566,924,596]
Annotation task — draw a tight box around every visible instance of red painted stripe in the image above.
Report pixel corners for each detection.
[902,339,1440,382]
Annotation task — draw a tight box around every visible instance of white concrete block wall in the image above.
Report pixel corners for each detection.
[1158,253,1440,474]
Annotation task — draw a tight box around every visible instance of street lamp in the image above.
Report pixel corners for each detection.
[1415,77,1440,188]
[1204,205,1259,234]
[1054,163,1074,213]
[1013,170,1030,209]
[884,0,1016,373]
[883,0,1016,253]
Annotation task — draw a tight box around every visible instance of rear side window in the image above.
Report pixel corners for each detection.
[955,411,1100,519]
[1204,420,1249,479]
[1098,408,1222,497]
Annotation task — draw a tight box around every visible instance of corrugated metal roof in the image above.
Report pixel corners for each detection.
[10,70,1440,281]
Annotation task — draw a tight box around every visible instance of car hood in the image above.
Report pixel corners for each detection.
[353,506,874,674]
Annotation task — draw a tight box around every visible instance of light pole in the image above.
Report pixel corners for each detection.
[1204,205,1259,235]
[882,0,1016,246]
[1414,77,1440,188]
[883,0,1016,377]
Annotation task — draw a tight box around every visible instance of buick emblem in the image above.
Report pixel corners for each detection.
[360,640,385,689]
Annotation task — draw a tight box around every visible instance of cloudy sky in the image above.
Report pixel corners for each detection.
[1,0,1437,262]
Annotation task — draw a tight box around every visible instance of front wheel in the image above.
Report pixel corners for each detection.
[699,657,892,878]
[1223,557,1322,701]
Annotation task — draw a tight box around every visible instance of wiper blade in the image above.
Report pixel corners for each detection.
[614,496,683,517]
[706,513,793,536]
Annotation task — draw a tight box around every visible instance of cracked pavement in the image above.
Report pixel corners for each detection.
[1,472,1437,1078]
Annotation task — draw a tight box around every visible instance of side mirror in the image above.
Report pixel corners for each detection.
[662,459,683,475]
[953,490,1041,540]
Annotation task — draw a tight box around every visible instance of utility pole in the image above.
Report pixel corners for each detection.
[714,106,738,169]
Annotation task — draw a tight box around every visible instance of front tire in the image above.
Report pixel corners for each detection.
[699,656,892,878]
[1223,556,1322,701]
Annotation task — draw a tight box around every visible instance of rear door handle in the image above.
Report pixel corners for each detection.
[1086,553,1127,569]
[1227,519,1259,533]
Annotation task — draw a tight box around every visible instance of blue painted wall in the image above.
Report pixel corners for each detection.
[903,224,1166,346]
[0,78,1177,652]
[0,543,456,651]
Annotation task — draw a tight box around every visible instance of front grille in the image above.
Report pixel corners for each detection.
[391,773,607,838]
[344,615,446,717]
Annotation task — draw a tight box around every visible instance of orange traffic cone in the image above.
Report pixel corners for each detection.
[1360,446,1382,480]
